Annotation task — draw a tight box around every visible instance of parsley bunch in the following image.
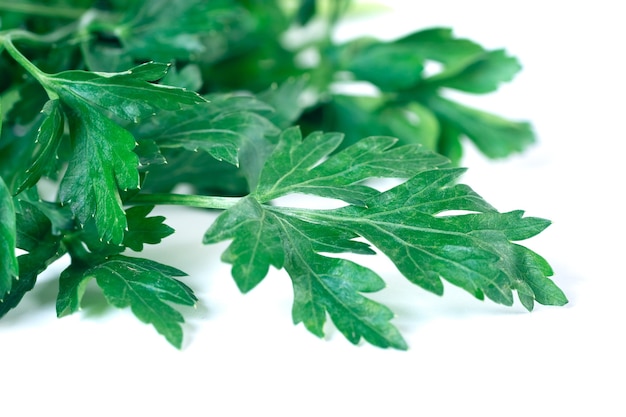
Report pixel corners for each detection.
[0,0,567,349]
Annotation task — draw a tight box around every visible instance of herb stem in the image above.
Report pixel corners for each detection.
[0,2,86,20]
[128,193,241,210]
[2,36,44,77]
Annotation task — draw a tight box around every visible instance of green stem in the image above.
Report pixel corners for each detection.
[0,2,86,19]
[128,193,242,210]
[1,36,49,85]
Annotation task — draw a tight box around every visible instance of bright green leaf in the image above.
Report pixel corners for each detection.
[430,49,522,94]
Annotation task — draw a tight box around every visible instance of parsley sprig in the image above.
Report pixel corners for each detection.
[0,0,567,349]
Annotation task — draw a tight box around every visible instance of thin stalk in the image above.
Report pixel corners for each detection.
[128,193,242,211]
[1,36,49,84]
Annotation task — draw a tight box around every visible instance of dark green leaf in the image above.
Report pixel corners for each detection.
[135,139,167,168]
[296,0,316,25]
[94,256,196,348]
[16,99,64,194]
[58,100,139,245]
[46,62,207,123]
[205,131,563,349]
[345,41,424,91]
[132,95,279,169]
[57,254,196,348]
[56,262,91,317]
[204,197,406,349]
[282,171,559,309]
[254,127,449,205]
[0,176,18,300]
[396,27,485,79]
[204,197,284,293]
[123,205,175,251]
[1,199,63,318]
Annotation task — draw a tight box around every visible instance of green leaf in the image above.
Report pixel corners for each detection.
[160,64,203,91]
[133,103,278,167]
[0,176,18,300]
[204,197,406,349]
[46,62,207,123]
[58,100,140,245]
[56,262,91,317]
[95,256,196,348]
[15,99,64,194]
[1,199,63,317]
[423,94,535,158]
[204,131,564,349]
[284,172,559,308]
[254,127,449,205]
[204,197,284,293]
[378,101,440,150]
[258,76,312,128]
[58,255,196,348]
[344,41,424,91]
[430,49,522,94]
[123,205,175,251]
[395,27,485,80]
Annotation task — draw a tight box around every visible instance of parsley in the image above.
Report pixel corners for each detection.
[0,0,567,350]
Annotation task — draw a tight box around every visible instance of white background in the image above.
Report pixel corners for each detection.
[2,1,625,415]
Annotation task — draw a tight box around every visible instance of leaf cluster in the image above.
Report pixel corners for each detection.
[0,0,566,349]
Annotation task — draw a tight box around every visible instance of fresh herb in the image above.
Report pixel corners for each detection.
[0,0,567,349]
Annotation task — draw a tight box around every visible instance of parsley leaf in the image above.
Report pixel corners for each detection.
[45,62,207,123]
[57,99,139,245]
[123,205,175,252]
[1,198,64,317]
[204,129,566,348]
[15,99,64,194]
[39,63,207,245]
[419,93,535,159]
[254,127,449,206]
[205,196,406,349]
[57,255,196,348]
